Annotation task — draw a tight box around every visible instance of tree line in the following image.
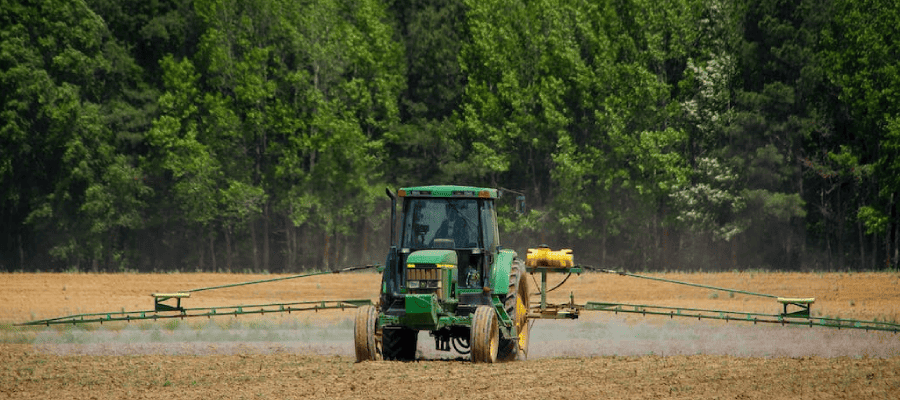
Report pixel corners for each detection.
[1,0,898,272]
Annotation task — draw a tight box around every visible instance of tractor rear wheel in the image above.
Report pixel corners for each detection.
[354,305,380,362]
[498,260,530,361]
[382,327,418,361]
[470,305,499,363]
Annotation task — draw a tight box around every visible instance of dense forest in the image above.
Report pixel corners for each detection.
[2,0,898,272]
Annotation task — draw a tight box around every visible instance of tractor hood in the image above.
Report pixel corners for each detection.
[406,249,458,266]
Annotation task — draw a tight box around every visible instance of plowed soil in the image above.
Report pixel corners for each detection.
[2,271,900,399]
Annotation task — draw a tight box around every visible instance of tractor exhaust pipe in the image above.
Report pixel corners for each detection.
[386,187,398,248]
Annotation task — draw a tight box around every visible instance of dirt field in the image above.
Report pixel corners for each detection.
[2,271,900,399]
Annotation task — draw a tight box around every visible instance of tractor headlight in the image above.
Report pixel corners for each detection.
[408,280,420,289]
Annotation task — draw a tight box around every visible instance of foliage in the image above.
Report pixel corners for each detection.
[1,0,899,271]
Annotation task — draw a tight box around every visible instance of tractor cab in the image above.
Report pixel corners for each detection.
[400,190,499,288]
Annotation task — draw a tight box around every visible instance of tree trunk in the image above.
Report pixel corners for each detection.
[886,227,891,270]
[285,216,293,272]
[652,213,659,270]
[858,220,865,270]
[820,187,831,269]
[323,230,331,270]
[18,233,24,271]
[528,145,542,207]
[198,240,204,271]
[872,231,878,270]
[250,217,259,272]
[887,193,895,269]
[601,230,607,269]
[732,239,737,271]
[891,195,900,268]
[225,224,233,272]
[342,230,351,265]
[891,217,900,269]
[263,202,270,272]
[361,218,368,263]
[210,230,217,272]
[837,185,844,268]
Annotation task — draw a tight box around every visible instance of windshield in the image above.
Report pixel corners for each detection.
[402,198,480,249]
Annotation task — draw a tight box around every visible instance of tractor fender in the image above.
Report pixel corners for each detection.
[490,249,516,295]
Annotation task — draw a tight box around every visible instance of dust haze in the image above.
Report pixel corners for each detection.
[31,313,900,359]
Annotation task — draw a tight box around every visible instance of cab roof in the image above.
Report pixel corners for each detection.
[398,185,499,199]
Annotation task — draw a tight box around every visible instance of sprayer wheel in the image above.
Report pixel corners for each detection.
[382,327,418,361]
[498,260,530,361]
[354,305,380,362]
[471,305,499,363]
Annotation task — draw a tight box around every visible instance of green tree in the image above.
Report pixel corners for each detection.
[457,0,692,267]
[667,0,819,270]
[268,0,402,269]
[383,0,467,184]
[145,55,224,269]
[1,0,150,270]
[167,0,405,270]
[823,0,900,268]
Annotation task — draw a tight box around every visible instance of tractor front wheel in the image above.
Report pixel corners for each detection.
[470,305,499,363]
[354,305,380,362]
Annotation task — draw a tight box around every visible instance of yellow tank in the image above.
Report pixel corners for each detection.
[525,247,574,268]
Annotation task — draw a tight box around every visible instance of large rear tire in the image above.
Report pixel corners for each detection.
[382,327,418,361]
[498,260,530,361]
[470,305,499,363]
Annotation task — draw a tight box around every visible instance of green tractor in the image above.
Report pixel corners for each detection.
[354,185,530,363]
